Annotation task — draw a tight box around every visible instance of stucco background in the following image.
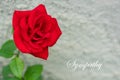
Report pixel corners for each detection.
[0,0,120,80]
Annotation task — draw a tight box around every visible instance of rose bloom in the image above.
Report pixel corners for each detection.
[12,4,62,60]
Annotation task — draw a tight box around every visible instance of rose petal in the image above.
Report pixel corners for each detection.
[48,18,62,46]
[20,17,30,41]
[28,4,47,30]
[12,10,31,30]
[13,28,30,52]
[42,15,52,32]
[33,4,47,14]
[32,15,45,30]
[12,10,31,53]
[31,47,48,60]
[29,40,43,51]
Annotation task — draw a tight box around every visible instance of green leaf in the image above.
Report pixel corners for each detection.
[3,77,20,80]
[36,75,43,80]
[24,64,43,80]
[2,65,20,80]
[2,65,13,77]
[10,57,24,79]
[0,40,16,58]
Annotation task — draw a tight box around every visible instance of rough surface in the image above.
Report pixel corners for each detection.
[0,0,120,80]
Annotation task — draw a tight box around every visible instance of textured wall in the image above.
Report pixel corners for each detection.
[0,0,120,80]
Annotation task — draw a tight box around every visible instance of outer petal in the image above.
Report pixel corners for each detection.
[48,18,62,46]
[28,4,47,30]
[12,10,31,30]
[33,4,47,14]
[31,47,48,60]
[12,10,31,52]
[13,28,30,52]
[19,17,30,41]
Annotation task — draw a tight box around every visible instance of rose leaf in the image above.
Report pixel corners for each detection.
[10,57,24,79]
[24,64,43,80]
[0,40,16,58]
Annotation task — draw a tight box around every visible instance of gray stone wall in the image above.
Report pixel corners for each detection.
[0,0,120,80]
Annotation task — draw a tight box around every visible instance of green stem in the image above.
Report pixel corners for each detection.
[17,50,20,57]
[21,77,24,80]
[14,49,20,57]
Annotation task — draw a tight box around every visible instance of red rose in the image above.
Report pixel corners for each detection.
[12,4,62,60]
